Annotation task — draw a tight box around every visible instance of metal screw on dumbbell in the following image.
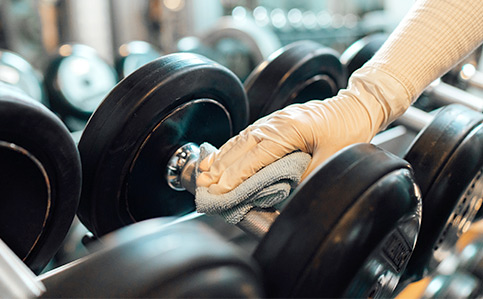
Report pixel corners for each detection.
[166,142,280,239]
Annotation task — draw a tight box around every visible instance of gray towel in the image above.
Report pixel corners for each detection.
[195,143,312,224]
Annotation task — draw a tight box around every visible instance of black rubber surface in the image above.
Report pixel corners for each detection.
[77,53,249,236]
[340,34,387,77]
[402,104,483,283]
[254,143,422,298]
[40,219,263,298]
[0,83,81,273]
[245,40,346,123]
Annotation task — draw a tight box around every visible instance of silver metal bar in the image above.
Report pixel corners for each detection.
[0,239,45,298]
[425,80,483,112]
[168,143,280,239]
[394,106,433,132]
[237,208,280,240]
[468,71,483,90]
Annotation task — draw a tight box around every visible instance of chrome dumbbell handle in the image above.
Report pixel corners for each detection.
[467,69,483,90]
[164,104,436,239]
[425,79,483,112]
[166,143,276,239]
[395,106,434,132]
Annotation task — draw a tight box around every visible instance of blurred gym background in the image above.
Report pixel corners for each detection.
[0,0,415,74]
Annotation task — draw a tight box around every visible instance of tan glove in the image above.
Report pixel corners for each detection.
[197,0,483,195]
[197,67,409,194]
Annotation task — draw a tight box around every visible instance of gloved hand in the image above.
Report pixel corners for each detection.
[197,0,483,195]
[197,67,410,194]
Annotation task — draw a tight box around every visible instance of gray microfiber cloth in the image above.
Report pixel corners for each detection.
[195,143,312,224]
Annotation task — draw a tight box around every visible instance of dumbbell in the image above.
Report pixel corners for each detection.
[115,40,162,79]
[245,40,346,123]
[178,16,281,82]
[342,33,483,221]
[0,217,263,298]
[77,53,422,297]
[341,34,483,113]
[44,44,118,131]
[245,40,483,292]
[0,49,47,105]
[39,219,263,298]
[0,82,81,273]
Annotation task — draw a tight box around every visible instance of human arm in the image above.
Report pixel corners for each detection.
[198,0,483,195]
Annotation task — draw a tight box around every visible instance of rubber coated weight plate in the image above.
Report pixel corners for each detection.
[340,33,387,77]
[78,53,249,237]
[245,40,346,123]
[200,16,282,82]
[44,44,118,130]
[40,219,263,298]
[0,83,81,273]
[115,40,162,79]
[401,104,483,283]
[254,143,422,298]
[0,49,46,104]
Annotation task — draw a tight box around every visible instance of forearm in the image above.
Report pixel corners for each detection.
[357,0,483,130]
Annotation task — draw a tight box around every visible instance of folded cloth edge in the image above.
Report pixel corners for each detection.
[195,143,311,224]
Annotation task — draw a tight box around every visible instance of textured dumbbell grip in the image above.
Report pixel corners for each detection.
[237,208,280,240]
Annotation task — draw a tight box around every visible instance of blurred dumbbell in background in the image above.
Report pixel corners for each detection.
[0,0,482,298]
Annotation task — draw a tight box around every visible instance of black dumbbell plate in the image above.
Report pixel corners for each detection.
[0,83,81,273]
[40,219,263,298]
[245,40,345,123]
[402,104,483,283]
[78,53,249,237]
[254,143,422,298]
[340,33,387,77]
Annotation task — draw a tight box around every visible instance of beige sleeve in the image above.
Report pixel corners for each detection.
[353,0,483,130]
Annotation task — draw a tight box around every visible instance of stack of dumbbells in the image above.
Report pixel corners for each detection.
[1,25,483,298]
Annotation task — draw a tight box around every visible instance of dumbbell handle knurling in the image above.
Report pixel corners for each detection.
[167,143,278,239]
